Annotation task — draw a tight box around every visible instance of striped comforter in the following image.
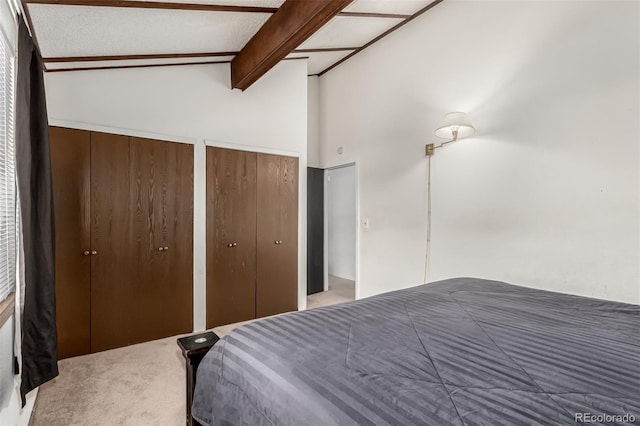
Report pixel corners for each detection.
[192,278,639,425]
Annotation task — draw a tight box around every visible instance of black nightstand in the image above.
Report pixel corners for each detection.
[177,331,220,426]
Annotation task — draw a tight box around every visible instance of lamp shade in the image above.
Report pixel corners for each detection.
[434,112,476,139]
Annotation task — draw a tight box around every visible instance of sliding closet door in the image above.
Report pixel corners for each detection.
[256,154,298,318]
[90,132,134,352]
[131,137,193,338]
[206,147,257,328]
[50,127,91,359]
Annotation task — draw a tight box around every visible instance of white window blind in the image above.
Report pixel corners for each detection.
[0,30,16,303]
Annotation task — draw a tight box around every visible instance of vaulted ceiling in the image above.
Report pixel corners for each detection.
[23,0,443,89]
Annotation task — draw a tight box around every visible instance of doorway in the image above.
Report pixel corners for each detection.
[324,163,357,305]
[306,163,357,308]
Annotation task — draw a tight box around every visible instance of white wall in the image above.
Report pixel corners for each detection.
[45,61,307,152]
[307,76,321,168]
[327,166,356,281]
[319,0,640,303]
[45,59,309,328]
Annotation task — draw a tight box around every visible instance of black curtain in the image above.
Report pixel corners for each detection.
[16,16,58,406]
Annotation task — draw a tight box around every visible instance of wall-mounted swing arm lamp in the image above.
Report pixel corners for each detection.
[425,112,476,156]
[423,111,476,284]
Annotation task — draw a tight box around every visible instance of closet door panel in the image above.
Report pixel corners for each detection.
[256,154,298,318]
[128,137,194,342]
[145,138,193,336]
[129,137,163,343]
[159,140,194,335]
[50,127,91,359]
[206,147,257,328]
[90,132,134,352]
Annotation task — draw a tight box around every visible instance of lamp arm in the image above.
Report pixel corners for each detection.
[425,138,456,156]
[439,139,457,148]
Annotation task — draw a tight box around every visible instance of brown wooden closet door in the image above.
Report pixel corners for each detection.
[206,147,257,328]
[154,139,194,336]
[130,137,193,339]
[50,127,91,359]
[90,132,134,352]
[256,154,298,318]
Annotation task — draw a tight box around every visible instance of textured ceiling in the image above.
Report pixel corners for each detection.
[287,50,353,75]
[298,16,403,50]
[345,0,434,15]
[28,0,438,75]
[29,4,271,57]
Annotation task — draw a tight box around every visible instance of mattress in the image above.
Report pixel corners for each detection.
[192,277,640,425]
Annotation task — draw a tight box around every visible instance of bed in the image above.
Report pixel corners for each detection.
[192,277,639,425]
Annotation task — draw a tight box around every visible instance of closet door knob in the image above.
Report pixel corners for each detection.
[274,240,283,245]
[82,250,90,256]
[91,251,98,255]
[227,242,237,248]
[158,247,164,251]
[163,246,169,251]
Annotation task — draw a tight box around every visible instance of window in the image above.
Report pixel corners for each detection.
[0,28,16,303]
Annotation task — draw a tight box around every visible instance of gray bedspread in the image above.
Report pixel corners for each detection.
[192,278,640,425]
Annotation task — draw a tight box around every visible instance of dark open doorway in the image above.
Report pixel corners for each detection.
[307,167,324,295]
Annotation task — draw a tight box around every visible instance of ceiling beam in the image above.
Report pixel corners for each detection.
[292,47,357,53]
[24,0,278,13]
[45,60,233,73]
[231,0,354,91]
[43,52,239,63]
[338,11,410,19]
[41,48,358,63]
[44,56,308,73]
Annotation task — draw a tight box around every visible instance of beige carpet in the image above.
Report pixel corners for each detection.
[31,279,355,426]
[307,275,355,309]
[30,333,189,426]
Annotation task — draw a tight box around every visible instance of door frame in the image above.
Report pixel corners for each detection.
[324,162,360,300]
